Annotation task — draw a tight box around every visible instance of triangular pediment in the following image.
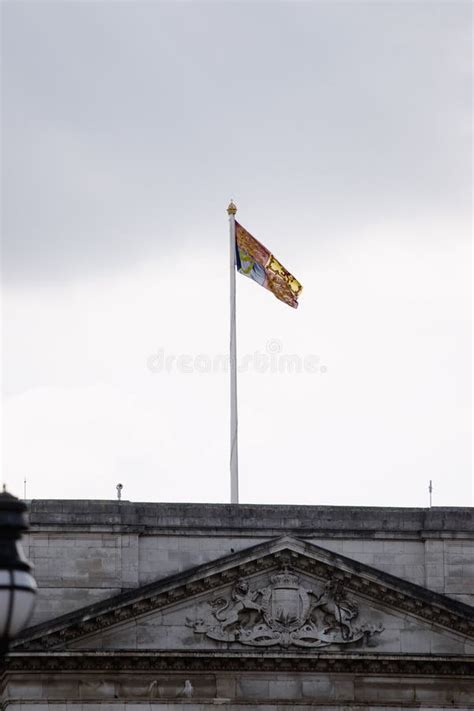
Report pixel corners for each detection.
[14,536,474,658]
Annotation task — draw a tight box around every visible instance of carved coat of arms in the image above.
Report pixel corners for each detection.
[187,568,383,648]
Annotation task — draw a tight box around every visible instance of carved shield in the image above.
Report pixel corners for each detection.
[263,577,310,631]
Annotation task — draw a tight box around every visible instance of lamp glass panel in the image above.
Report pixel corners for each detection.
[9,588,36,637]
[0,570,13,638]
[0,586,10,637]
[14,570,37,592]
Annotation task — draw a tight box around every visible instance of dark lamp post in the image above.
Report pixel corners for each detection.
[0,486,36,654]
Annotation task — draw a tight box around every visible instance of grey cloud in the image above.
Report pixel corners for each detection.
[2,0,471,283]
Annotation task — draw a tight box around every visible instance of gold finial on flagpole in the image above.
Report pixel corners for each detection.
[227,200,237,215]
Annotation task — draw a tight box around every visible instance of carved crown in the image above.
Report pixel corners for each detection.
[270,568,300,588]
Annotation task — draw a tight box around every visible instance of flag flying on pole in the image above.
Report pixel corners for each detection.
[235,222,303,308]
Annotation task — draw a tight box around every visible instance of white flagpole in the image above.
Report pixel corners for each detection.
[227,200,239,504]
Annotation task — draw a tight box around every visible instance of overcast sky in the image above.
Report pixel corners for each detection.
[1,0,472,507]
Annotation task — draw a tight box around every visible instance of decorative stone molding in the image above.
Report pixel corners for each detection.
[4,651,474,677]
[186,567,383,648]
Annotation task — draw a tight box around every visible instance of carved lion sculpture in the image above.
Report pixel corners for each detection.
[209,579,263,630]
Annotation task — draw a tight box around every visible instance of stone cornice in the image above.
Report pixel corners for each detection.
[27,501,474,535]
[3,651,474,677]
[14,538,474,651]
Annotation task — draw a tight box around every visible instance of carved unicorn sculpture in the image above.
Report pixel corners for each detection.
[310,579,358,640]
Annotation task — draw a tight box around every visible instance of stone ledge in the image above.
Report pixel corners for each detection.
[26,501,474,534]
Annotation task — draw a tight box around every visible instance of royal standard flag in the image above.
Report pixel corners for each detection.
[235,222,303,308]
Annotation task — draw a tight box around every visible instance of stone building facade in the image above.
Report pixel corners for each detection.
[1,500,474,710]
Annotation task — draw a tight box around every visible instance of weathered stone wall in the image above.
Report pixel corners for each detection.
[23,501,474,625]
[4,672,474,708]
